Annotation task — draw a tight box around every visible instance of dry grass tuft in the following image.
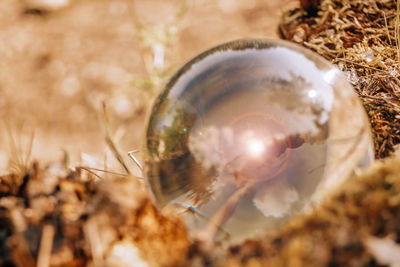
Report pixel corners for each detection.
[212,156,400,266]
[280,0,400,158]
[3,1,400,266]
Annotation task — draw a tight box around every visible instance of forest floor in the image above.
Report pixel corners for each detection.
[3,1,400,266]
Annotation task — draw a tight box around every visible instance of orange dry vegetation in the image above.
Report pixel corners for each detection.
[3,1,400,266]
[280,0,400,158]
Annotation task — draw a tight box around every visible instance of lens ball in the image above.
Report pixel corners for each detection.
[144,39,373,243]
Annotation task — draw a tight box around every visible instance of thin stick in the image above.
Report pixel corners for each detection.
[335,58,386,72]
[84,219,104,267]
[37,224,55,267]
[76,166,103,180]
[384,12,392,46]
[76,166,128,177]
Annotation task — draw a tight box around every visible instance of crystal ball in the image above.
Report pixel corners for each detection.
[144,39,373,243]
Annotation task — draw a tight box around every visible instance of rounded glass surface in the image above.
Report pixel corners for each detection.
[144,39,373,243]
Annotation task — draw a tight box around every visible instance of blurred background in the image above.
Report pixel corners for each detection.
[0,0,293,175]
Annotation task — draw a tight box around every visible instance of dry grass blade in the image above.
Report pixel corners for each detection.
[396,0,400,61]
[280,0,400,158]
[81,85,132,175]
[384,12,392,46]
[4,121,35,174]
[75,166,103,180]
[98,103,131,175]
[76,166,128,177]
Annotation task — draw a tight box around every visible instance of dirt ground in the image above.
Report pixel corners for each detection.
[0,0,293,175]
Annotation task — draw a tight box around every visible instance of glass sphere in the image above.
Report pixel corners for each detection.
[144,39,373,243]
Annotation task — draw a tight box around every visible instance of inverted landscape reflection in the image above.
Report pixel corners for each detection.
[144,39,373,243]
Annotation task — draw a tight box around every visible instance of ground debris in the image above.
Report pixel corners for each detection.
[4,157,400,266]
[187,157,400,266]
[3,1,400,266]
[280,0,400,158]
[0,162,189,267]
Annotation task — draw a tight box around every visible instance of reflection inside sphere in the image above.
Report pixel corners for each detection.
[144,39,372,243]
[246,136,266,158]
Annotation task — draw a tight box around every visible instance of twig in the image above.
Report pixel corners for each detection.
[76,166,128,177]
[84,218,104,267]
[75,166,103,180]
[37,224,55,267]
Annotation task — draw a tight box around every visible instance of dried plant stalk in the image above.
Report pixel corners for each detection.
[281,0,400,158]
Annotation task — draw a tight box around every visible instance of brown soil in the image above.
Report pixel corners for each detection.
[3,1,400,267]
